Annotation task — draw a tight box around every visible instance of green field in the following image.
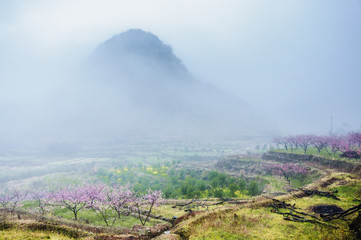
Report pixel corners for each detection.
[0,141,360,239]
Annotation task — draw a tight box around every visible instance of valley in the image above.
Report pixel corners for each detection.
[1,139,360,239]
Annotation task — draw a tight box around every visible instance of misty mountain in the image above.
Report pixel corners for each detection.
[0,29,276,155]
[89,29,191,81]
[77,29,276,140]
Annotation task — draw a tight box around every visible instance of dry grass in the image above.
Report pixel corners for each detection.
[168,172,359,240]
[0,228,80,240]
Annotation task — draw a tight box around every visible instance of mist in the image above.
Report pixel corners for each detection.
[1,0,361,155]
[1,3,361,238]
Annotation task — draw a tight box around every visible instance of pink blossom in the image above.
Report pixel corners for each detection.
[51,186,89,220]
[263,163,308,185]
[107,185,133,219]
[310,135,329,153]
[131,189,163,226]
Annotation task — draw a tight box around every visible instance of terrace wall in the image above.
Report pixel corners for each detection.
[263,151,361,176]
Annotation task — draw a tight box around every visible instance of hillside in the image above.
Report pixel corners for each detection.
[1,149,360,239]
[162,152,361,239]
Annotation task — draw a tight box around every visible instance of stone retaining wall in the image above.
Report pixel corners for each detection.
[263,151,361,175]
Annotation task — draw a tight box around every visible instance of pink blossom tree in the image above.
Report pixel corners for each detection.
[339,138,361,159]
[7,189,27,213]
[87,186,117,226]
[348,132,361,147]
[0,189,11,210]
[295,135,313,154]
[51,186,88,221]
[311,135,329,153]
[286,136,299,151]
[327,136,342,156]
[274,132,360,159]
[131,189,163,226]
[83,184,106,206]
[107,185,133,219]
[344,132,361,159]
[273,137,289,151]
[31,191,52,220]
[263,163,308,185]
[90,197,116,226]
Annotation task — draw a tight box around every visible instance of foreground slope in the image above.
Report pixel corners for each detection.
[159,152,361,240]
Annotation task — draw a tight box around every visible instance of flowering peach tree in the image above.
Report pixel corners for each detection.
[131,189,163,226]
[263,163,308,185]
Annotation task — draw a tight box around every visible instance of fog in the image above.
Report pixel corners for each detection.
[1,0,361,155]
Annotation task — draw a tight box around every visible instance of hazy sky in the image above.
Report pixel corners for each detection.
[1,0,361,134]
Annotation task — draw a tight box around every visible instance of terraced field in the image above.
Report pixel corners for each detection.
[1,148,360,239]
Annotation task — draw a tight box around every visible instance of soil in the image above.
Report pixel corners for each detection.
[312,205,343,215]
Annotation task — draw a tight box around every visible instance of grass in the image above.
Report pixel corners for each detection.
[190,208,345,240]
[261,169,321,193]
[0,218,89,240]
[261,176,286,192]
[52,207,163,228]
[188,207,351,240]
[0,228,77,240]
[172,172,360,240]
[2,142,359,239]
[289,173,319,188]
[153,205,187,219]
[21,199,166,229]
[154,202,236,220]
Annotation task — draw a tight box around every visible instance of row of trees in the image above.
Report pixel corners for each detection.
[273,132,361,159]
[0,185,162,226]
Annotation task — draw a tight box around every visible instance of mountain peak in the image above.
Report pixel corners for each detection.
[81,29,276,140]
[92,29,190,79]
[105,29,166,54]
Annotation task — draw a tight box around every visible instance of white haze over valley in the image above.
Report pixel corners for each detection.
[0,0,361,154]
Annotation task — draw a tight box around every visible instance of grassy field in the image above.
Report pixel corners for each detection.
[0,228,77,240]
[52,207,163,228]
[0,218,91,240]
[1,142,360,239]
[0,141,254,187]
[171,172,360,240]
